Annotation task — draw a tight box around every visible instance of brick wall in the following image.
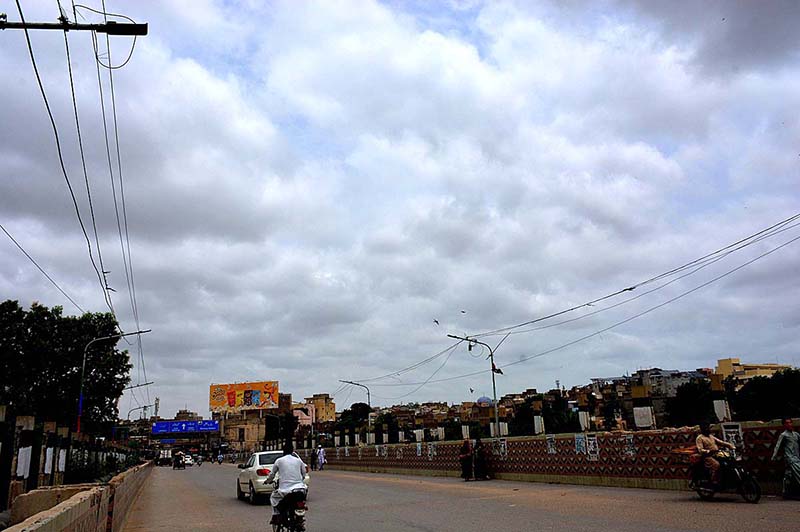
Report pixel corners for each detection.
[108,462,153,532]
[320,422,788,493]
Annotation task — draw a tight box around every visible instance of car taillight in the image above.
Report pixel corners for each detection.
[256,468,271,476]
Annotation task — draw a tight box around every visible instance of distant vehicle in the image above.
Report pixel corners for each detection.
[157,450,172,467]
[236,451,310,505]
[183,455,194,466]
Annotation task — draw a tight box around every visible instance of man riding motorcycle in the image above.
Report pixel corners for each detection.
[266,443,308,526]
[696,421,735,485]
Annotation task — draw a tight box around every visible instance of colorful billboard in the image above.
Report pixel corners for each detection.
[209,381,279,413]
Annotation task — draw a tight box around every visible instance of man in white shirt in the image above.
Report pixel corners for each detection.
[266,444,307,524]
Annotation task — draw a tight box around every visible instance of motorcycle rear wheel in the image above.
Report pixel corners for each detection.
[740,477,761,504]
[696,488,715,501]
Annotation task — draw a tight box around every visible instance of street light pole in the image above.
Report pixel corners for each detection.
[339,380,372,435]
[77,329,151,433]
[448,335,502,439]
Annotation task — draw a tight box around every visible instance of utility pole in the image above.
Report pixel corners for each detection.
[448,335,503,439]
[339,380,372,433]
[0,12,148,36]
[78,329,151,433]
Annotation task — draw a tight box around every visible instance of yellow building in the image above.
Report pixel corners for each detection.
[304,393,336,423]
[715,357,793,387]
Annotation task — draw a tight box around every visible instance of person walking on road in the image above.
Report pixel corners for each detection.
[473,439,488,480]
[316,445,327,471]
[310,446,319,471]
[772,417,800,498]
[459,439,473,481]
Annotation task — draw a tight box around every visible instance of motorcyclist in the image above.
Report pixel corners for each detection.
[696,421,735,485]
[266,443,308,526]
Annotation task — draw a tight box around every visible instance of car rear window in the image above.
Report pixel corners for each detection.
[259,454,281,465]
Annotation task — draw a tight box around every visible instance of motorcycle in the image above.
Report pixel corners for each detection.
[688,450,761,503]
[272,487,308,532]
[172,455,185,470]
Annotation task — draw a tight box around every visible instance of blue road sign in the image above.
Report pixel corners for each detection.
[152,419,219,434]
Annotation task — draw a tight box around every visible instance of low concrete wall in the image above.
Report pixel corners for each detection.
[108,462,152,532]
[3,462,152,532]
[10,484,99,526]
[319,421,788,494]
[5,487,109,532]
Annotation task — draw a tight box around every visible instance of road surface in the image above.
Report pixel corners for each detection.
[124,463,797,531]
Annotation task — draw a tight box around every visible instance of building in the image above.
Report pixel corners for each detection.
[214,393,293,453]
[174,409,202,421]
[715,357,793,388]
[304,394,336,423]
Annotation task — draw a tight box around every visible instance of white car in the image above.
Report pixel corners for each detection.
[236,451,310,504]
[183,455,194,466]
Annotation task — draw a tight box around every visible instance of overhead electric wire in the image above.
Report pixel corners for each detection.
[471,212,800,339]
[479,218,800,339]
[62,21,115,314]
[1,223,85,313]
[353,214,800,386]
[356,340,463,383]
[73,3,138,69]
[15,0,115,316]
[371,343,459,400]
[367,230,800,388]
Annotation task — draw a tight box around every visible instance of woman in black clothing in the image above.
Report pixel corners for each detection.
[459,439,473,481]
[473,439,488,480]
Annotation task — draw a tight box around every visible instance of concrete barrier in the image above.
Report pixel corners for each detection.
[5,487,109,532]
[9,484,99,526]
[3,462,152,532]
[107,462,153,532]
[321,421,789,494]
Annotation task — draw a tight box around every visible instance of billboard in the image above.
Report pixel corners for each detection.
[209,381,279,413]
[151,420,219,434]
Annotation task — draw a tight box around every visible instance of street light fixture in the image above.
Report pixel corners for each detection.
[77,329,151,433]
[448,334,503,439]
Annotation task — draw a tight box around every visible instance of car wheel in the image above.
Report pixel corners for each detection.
[248,482,259,505]
[236,480,246,501]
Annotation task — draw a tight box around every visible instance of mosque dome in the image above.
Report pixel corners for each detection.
[476,396,493,406]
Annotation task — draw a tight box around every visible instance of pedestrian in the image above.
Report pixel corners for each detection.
[459,439,473,481]
[473,439,488,480]
[771,417,800,498]
[317,445,327,471]
[310,446,319,471]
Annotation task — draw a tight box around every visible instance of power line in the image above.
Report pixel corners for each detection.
[472,212,800,339]
[1,223,85,313]
[73,3,139,69]
[15,0,114,315]
[352,214,800,385]
[62,19,115,314]
[368,231,800,388]
[371,343,459,400]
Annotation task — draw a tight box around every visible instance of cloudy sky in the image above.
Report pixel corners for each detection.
[1,0,798,419]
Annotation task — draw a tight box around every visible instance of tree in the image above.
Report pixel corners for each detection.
[733,369,800,421]
[509,398,535,436]
[541,395,580,434]
[0,300,131,433]
[666,380,715,428]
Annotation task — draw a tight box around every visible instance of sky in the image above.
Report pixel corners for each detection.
[1,0,798,419]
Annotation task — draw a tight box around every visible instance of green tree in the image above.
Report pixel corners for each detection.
[733,369,800,421]
[542,395,581,434]
[509,398,535,436]
[666,380,715,427]
[0,300,131,433]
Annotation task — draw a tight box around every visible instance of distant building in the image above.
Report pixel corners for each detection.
[715,357,793,388]
[174,409,202,421]
[304,393,336,423]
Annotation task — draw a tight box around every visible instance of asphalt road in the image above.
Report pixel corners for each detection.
[124,464,798,531]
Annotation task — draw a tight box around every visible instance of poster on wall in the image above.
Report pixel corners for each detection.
[396,446,403,459]
[574,433,587,455]
[381,445,389,458]
[208,381,279,413]
[416,442,422,456]
[358,447,362,459]
[344,447,350,457]
[428,442,436,460]
[493,438,508,459]
[336,448,341,459]
[623,433,636,457]
[721,422,743,457]
[586,434,599,461]
[546,434,557,454]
